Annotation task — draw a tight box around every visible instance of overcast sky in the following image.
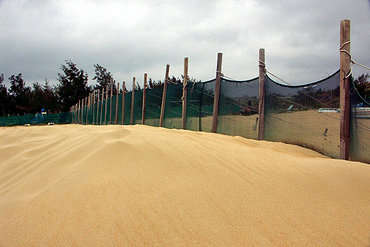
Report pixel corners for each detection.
[0,0,369,89]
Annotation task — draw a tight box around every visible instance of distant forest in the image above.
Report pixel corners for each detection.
[0,61,182,116]
[0,60,368,116]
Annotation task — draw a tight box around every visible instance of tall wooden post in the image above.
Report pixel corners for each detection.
[115,83,119,124]
[92,91,96,125]
[78,100,80,124]
[182,58,189,129]
[340,19,351,160]
[86,94,90,125]
[122,81,126,125]
[104,85,108,124]
[130,77,136,125]
[142,73,147,125]
[109,78,113,124]
[258,48,266,140]
[211,53,223,133]
[160,64,170,127]
[97,89,100,125]
[82,98,85,124]
[100,87,104,125]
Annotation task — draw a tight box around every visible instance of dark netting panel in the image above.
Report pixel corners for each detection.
[265,70,341,158]
[350,78,370,163]
[217,77,259,139]
[163,83,183,129]
[133,89,143,124]
[101,99,107,125]
[110,95,118,124]
[124,92,132,125]
[116,93,123,125]
[145,86,163,127]
[0,112,72,126]
[186,79,215,132]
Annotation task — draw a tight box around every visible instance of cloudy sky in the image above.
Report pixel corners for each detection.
[0,0,369,89]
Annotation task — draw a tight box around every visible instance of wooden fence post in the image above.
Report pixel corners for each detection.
[258,48,266,140]
[115,83,119,124]
[100,87,104,125]
[130,77,136,125]
[86,94,90,125]
[182,58,189,129]
[211,53,223,133]
[82,98,85,124]
[122,81,126,125]
[92,91,95,124]
[160,64,170,127]
[142,73,147,125]
[109,78,113,124]
[104,85,108,124]
[78,100,80,124]
[340,19,351,160]
[97,89,100,125]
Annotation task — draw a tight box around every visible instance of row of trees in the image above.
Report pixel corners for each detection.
[0,61,178,116]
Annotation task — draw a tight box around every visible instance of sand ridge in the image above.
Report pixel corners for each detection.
[0,124,369,246]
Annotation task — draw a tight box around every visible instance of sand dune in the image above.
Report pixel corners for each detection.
[0,124,369,246]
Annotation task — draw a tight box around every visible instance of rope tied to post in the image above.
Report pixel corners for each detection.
[339,40,369,79]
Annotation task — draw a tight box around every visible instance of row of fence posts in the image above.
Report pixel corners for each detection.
[70,20,352,160]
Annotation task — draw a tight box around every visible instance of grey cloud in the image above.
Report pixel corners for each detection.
[0,0,369,89]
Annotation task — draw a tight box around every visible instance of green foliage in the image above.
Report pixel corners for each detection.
[9,73,32,114]
[57,60,90,112]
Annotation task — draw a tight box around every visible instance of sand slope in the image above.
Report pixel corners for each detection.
[0,125,369,246]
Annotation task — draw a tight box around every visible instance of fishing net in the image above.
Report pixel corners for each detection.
[185,79,215,132]
[145,86,163,127]
[133,89,143,124]
[163,83,183,129]
[217,77,259,139]
[264,70,341,158]
[350,78,370,163]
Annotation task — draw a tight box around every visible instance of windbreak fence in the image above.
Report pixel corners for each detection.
[0,112,72,126]
[2,70,368,163]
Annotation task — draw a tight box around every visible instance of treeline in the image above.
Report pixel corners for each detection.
[0,61,183,116]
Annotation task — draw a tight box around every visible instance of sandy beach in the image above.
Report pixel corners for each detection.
[0,124,369,246]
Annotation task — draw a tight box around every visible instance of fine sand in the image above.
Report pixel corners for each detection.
[0,124,369,246]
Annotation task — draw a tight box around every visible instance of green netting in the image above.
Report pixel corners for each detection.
[350,78,370,163]
[264,70,341,158]
[124,92,132,125]
[0,112,72,126]
[163,83,183,129]
[133,89,143,124]
[186,80,215,132]
[217,77,259,139]
[145,86,163,127]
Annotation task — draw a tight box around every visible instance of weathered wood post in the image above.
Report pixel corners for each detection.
[160,64,170,127]
[211,53,223,133]
[122,81,126,125]
[182,58,189,129]
[82,98,85,124]
[100,87,104,125]
[340,19,351,160]
[86,94,90,125]
[109,78,113,124]
[78,100,80,124]
[97,89,100,125]
[130,77,136,125]
[142,73,147,125]
[258,48,266,140]
[104,85,108,124]
[115,83,119,124]
[92,90,95,125]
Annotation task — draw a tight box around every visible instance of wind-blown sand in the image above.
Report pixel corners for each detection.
[0,124,369,246]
